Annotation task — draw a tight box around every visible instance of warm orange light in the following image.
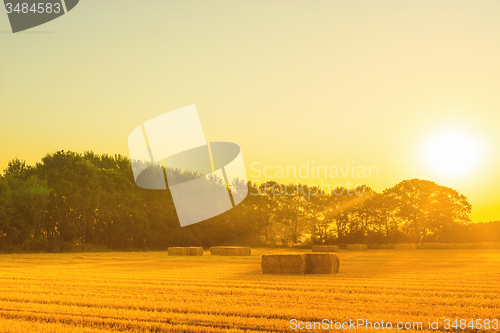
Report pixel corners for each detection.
[423,129,484,178]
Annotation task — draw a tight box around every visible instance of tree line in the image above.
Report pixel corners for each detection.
[0,150,499,252]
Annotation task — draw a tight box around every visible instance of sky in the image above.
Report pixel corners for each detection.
[1,0,500,222]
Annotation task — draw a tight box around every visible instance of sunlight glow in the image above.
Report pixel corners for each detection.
[423,129,483,178]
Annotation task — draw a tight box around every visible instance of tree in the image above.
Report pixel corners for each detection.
[0,151,480,251]
[4,158,28,175]
[384,179,471,243]
[2,174,50,249]
[274,183,313,245]
[0,177,12,250]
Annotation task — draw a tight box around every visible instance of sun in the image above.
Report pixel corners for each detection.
[423,129,483,178]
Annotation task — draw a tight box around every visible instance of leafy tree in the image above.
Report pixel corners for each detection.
[0,178,12,250]
[0,152,481,252]
[384,179,471,243]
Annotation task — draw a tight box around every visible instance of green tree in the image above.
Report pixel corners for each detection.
[2,174,50,249]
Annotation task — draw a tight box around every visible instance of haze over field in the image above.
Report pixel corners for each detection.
[2,1,500,222]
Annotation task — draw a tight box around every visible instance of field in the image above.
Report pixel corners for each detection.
[0,249,499,332]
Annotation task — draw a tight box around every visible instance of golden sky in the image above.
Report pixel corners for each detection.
[1,0,500,222]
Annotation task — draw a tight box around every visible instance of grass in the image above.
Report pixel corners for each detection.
[0,249,499,332]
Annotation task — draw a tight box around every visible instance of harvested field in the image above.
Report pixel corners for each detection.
[1,249,500,332]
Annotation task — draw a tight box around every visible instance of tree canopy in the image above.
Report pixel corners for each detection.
[0,151,497,252]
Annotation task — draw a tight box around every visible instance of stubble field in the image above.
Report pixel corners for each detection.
[0,249,499,332]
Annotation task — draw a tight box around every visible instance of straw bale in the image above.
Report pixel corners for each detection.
[394,244,416,250]
[261,254,305,274]
[188,247,204,256]
[312,245,339,252]
[210,246,251,256]
[304,253,340,274]
[167,247,188,256]
[346,244,368,251]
